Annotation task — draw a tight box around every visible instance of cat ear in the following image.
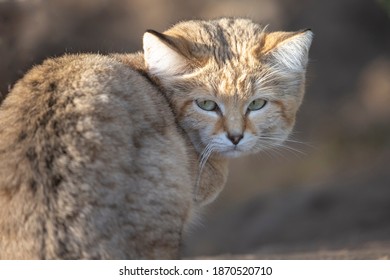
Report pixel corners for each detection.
[262,30,313,71]
[143,30,191,77]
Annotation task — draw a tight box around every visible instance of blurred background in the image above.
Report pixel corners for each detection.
[1,0,389,258]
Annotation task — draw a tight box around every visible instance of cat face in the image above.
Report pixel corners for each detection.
[143,18,312,158]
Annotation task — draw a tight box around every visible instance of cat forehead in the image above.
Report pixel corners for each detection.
[165,18,265,58]
[206,68,258,96]
[190,69,268,101]
[174,18,264,39]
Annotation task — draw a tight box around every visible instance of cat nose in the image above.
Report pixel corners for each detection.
[227,133,243,145]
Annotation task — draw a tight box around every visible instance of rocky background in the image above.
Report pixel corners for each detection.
[1,0,389,259]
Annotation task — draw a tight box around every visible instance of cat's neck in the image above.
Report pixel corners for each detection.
[110,52,148,77]
[192,153,229,206]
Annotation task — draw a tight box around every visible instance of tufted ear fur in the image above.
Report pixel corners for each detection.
[143,30,192,77]
[261,29,313,71]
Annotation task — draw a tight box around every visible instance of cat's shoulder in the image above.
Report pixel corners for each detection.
[11,53,145,93]
[1,52,161,116]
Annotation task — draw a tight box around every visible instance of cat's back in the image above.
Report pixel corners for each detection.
[0,54,193,259]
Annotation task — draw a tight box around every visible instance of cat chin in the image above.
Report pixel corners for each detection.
[219,149,248,158]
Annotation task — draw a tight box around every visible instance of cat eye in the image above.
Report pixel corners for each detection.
[247,99,267,111]
[195,99,218,111]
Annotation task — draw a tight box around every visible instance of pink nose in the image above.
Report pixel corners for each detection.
[227,133,243,145]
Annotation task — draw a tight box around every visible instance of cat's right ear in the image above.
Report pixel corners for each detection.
[143,30,191,77]
[259,29,313,72]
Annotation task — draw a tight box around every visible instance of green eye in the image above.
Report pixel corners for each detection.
[247,99,267,111]
[195,99,217,111]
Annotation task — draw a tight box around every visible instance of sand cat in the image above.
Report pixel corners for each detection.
[0,18,312,259]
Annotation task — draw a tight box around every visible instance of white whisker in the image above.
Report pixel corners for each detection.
[195,142,216,195]
[258,135,314,148]
[255,134,308,160]
[270,143,305,159]
[255,141,287,160]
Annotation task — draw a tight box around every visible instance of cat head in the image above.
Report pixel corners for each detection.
[143,18,313,158]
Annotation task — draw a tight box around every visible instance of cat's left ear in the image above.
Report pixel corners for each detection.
[260,29,313,71]
[143,30,192,77]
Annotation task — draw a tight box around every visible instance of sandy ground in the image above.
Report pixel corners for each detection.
[201,244,390,259]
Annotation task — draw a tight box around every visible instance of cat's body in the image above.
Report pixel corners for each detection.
[0,18,312,259]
